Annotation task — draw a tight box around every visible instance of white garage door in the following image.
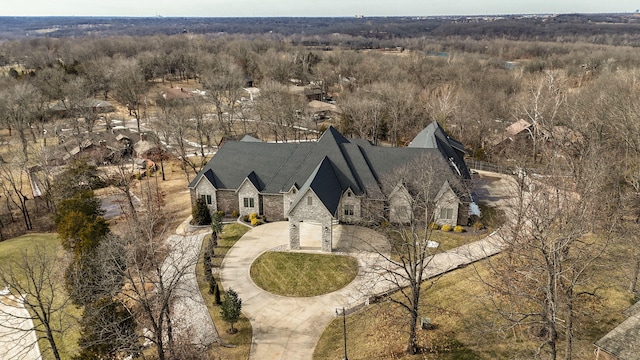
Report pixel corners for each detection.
[299,221,322,249]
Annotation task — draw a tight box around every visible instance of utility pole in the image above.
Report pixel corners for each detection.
[341,307,348,360]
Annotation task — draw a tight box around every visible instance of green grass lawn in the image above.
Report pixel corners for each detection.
[196,223,253,360]
[0,233,80,360]
[250,252,359,297]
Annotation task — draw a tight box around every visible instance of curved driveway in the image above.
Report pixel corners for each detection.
[220,223,388,359]
[220,220,504,360]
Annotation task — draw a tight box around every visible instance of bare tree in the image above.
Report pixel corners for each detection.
[255,80,307,142]
[105,197,200,360]
[0,245,71,360]
[150,105,199,181]
[199,53,245,138]
[515,72,566,164]
[0,158,33,231]
[112,58,148,134]
[362,155,465,354]
[0,80,43,161]
[480,154,617,360]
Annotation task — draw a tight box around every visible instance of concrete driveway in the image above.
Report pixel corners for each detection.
[220,220,504,360]
[0,294,41,360]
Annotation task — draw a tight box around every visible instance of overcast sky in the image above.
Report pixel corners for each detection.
[2,0,638,17]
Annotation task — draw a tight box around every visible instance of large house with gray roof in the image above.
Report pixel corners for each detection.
[188,121,472,251]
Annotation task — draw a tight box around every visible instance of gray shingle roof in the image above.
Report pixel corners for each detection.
[595,308,640,359]
[289,156,343,216]
[188,122,470,210]
[409,121,470,179]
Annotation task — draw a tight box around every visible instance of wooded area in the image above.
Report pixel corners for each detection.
[1,15,640,359]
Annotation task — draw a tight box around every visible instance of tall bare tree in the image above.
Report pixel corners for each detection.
[362,155,465,354]
[112,58,148,134]
[0,245,71,360]
[0,80,43,161]
[104,187,199,360]
[199,53,245,138]
[481,151,617,359]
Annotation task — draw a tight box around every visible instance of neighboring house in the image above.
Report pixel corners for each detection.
[307,100,342,122]
[487,119,533,148]
[188,121,472,251]
[48,98,115,118]
[53,130,138,166]
[63,139,117,164]
[288,84,323,101]
[594,302,640,360]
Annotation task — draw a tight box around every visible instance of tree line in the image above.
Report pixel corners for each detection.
[0,31,639,358]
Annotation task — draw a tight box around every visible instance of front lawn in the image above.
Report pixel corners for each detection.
[250,252,359,297]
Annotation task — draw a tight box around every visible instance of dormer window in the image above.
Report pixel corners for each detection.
[292,188,297,194]
[346,191,351,197]
[307,196,313,205]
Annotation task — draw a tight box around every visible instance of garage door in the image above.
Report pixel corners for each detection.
[299,221,322,249]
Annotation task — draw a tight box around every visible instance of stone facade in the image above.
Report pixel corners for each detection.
[216,190,238,215]
[288,189,334,251]
[434,185,460,226]
[262,194,285,221]
[238,179,260,216]
[338,190,361,223]
[283,187,298,218]
[389,185,412,224]
[193,176,217,213]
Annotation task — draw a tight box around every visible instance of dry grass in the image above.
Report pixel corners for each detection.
[250,252,359,297]
[314,254,631,359]
[196,223,253,360]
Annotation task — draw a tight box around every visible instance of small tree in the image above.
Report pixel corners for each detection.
[208,276,217,295]
[220,288,242,334]
[192,197,211,225]
[211,213,222,247]
[214,284,221,305]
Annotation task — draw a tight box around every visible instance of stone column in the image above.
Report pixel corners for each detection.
[321,219,332,252]
[289,219,300,250]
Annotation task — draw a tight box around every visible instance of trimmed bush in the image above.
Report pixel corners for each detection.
[441,224,452,232]
[251,218,262,226]
[428,222,440,230]
[453,225,465,233]
[249,212,258,220]
[472,222,485,231]
[192,198,212,225]
[242,215,250,222]
[231,210,239,218]
[217,210,225,217]
[262,215,268,223]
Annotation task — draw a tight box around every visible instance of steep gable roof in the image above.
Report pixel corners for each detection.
[288,156,342,216]
[408,121,470,179]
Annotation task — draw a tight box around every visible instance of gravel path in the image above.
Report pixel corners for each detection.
[164,221,220,349]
